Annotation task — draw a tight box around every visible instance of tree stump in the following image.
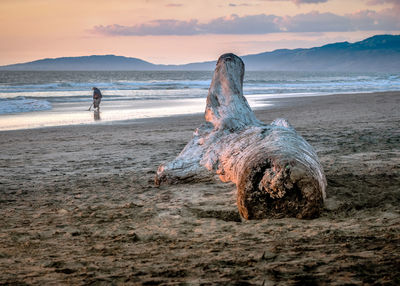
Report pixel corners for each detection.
[155,53,326,219]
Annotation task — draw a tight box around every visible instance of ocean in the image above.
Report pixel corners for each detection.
[0,70,399,131]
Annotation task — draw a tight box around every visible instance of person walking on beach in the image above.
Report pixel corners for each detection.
[90,87,102,111]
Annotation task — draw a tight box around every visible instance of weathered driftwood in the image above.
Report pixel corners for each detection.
[155,53,326,219]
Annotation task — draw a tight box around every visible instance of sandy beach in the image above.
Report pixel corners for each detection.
[0,91,399,285]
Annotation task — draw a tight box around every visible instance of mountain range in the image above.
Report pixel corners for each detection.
[1,35,399,72]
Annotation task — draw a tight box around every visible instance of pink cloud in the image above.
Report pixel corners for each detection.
[166,3,183,7]
[292,0,328,4]
[92,9,400,36]
[261,0,329,4]
[366,0,400,12]
[94,19,200,36]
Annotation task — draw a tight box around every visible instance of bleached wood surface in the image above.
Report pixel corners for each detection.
[155,53,326,219]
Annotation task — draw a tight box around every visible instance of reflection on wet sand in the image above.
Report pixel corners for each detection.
[0,98,241,131]
[93,110,101,121]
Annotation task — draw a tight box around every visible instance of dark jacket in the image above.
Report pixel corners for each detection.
[93,88,102,99]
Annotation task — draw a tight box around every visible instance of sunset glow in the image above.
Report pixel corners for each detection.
[1,0,399,65]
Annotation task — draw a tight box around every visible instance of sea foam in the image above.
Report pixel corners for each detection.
[0,97,52,114]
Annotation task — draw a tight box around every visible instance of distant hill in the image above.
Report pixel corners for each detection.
[0,55,157,71]
[1,35,399,72]
[241,34,400,72]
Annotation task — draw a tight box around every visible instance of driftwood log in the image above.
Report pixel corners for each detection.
[155,53,326,219]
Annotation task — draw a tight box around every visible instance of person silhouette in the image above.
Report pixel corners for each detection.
[91,87,102,111]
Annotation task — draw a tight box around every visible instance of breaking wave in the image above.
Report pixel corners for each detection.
[0,70,399,115]
[0,97,52,114]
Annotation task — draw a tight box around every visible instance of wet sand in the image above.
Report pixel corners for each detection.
[0,91,399,285]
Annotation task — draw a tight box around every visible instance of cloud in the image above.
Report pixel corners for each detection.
[262,0,329,4]
[202,14,281,34]
[348,9,400,30]
[284,10,400,32]
[292,0,328,4]
[94,19,200,36]
[367,0,400,11]
[92,9,400,36]
[282,11,351,32]
[228,3,252,7]
[367,0,399,4]
[166,3,183,7]
[93,14,282,36]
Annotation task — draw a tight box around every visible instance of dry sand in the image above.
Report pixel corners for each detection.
[0,91,399,285]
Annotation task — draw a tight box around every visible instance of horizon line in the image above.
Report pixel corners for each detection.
[1,33,398,68]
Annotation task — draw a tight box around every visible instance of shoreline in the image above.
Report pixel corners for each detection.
[1,90,399,132]
[1,90,399,284]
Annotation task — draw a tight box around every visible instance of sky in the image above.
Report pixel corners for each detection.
[0,0,399,65]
